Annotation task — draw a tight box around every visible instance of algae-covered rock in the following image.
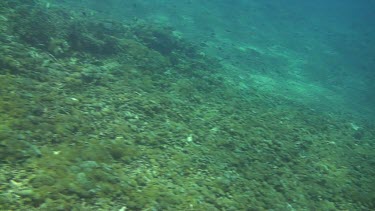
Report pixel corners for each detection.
[0,124,41,162]
[0,1,374,210]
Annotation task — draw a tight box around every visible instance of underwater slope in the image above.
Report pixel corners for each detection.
[61,0,375,121]
[0,1,374,210]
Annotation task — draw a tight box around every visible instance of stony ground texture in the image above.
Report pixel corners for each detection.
[0,1,374,210]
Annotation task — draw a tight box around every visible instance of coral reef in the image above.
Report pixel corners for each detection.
[0,1,374,210]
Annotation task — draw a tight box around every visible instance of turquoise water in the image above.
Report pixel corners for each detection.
[61,0,375,120]
[0,0,374,210]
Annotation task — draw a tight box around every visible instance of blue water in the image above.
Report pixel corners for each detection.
[59,0,375,120]
[1,1,374,210]
[60,0,375,205]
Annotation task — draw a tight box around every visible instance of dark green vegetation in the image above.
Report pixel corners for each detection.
[0,1,374,210]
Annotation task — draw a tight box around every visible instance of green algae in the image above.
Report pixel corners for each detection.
[0,1,374,210]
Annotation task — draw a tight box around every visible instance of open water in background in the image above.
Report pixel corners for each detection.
[56,0,375,121]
